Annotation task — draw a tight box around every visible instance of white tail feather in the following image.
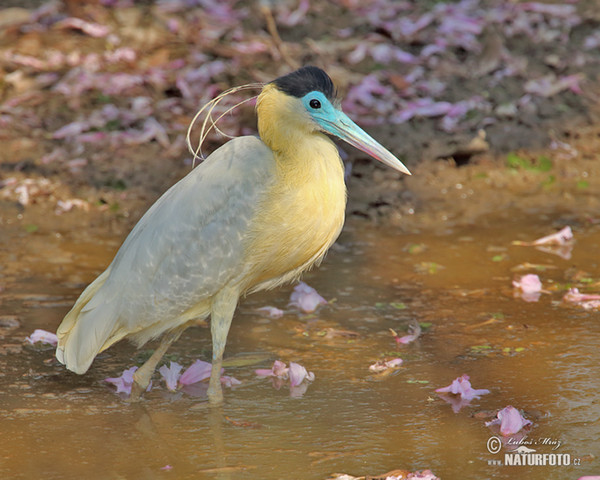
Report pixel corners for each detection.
[56,269,123,374]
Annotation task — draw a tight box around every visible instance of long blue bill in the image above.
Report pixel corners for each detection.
[320,110,411,175]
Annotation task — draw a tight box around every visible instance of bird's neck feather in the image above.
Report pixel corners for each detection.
[241,85,347,291]
[256,84,342,182]
[257,85,315,155]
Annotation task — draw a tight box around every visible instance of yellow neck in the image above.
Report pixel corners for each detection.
[257,85,315,155]
[242,84,347,291]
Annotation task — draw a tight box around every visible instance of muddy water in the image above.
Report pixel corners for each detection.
[1,209,599,480]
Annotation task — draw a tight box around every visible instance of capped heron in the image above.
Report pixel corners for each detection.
[55,66,411,403]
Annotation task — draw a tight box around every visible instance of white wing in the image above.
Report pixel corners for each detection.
[107,135,275,325]
[57,136,275,372]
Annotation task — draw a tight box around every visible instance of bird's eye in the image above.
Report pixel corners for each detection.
[309,99,321,109]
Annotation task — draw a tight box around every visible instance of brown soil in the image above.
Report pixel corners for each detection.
[1,0,599,240]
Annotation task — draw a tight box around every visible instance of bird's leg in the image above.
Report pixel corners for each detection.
[129,326,187,401]
[208,288,238,405]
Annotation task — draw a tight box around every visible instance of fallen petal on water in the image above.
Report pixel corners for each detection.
[369,358,404,373]
[159,361,184,391]
[25,329,58,346]
[289,282,327,313]
[486,406,532,436]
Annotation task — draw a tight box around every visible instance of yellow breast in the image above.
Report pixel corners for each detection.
[243,133,346,292]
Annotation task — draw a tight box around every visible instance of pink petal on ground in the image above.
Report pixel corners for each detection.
[512,274,542,294]
[517,2,577,18]
[486,406,532,436]
[277,0,309,27]
[53,121,90,139]
[105,366,138,395]
[54,17,110,37]
[347,43,369,64]
[104,47,136,63]
[25,329,58,346]
[584,32,600,50]
[371,44,417,64]
[525,74,584,98]
[179,359,213,385]
[289,282,327,313]
[159,361,183,391]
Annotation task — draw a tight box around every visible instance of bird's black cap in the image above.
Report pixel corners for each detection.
[273,66,337,102]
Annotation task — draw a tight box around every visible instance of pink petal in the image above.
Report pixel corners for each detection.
[532,226,573,246]
[289,282,327,313]
[517,2,577,18]
[179,360,213,385]
[525,74,584,98]
[396,323,421,345]
[486,406,532,436]
[105,366,138,395]
[54,17,110,37]
[407,470,440,480]
[564,289,600,309]
[436,374,489,400]
[369,358,404,372]
[563,288,585,302]
[220,375,241,387]
[159,361,183,391]
[26,329,58,346]
[272,360,289,377]
[277,0,309,27]
[255,360,291,379]
[385,358,404,368]
[53,121,90,139]
[397,334,418,344]
[288,362,308,387]
[512,274,542,294]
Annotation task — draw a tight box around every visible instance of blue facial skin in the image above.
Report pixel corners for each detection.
[301,91,342,132]
[301,89,378,153]
[300,90,411,175]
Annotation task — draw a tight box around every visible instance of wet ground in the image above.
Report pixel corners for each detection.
[1,201,599,479]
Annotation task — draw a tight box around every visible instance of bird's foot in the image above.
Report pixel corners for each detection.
[128,370,151,402]
[128,379,148,402]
